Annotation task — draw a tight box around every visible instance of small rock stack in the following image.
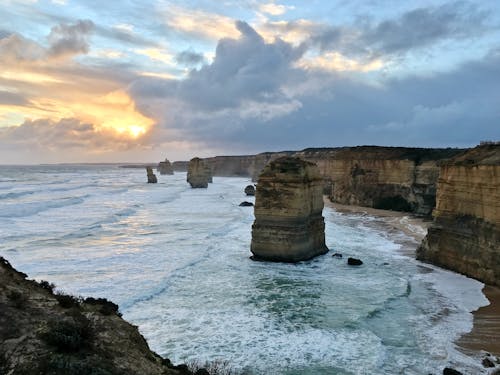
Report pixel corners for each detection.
[187,157,212,188]
[157,158,174,175]
[251,156,328,262]
[146,167,157,183]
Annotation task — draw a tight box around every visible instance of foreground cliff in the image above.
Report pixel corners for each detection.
[0,257,195,375]
[417,144,500,286]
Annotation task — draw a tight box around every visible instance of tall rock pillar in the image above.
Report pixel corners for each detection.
[251,157,328,262]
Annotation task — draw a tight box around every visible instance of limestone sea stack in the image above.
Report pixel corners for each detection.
[187,157,212,188]
[416,143,500,286]
[146,166,158,183]
[157,158,174,175]
[251,156,328,262]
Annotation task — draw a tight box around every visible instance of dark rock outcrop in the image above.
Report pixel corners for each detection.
[417,144,500,286]
[157,158,174,175]
[251,157,328,262]
[0,257,194,375]
[347,257,363,266]
[244,185,255,196]
[239,201,254,207]
[146,166,158,183]
[187,158,212,188]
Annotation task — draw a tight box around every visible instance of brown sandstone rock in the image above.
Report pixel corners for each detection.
[157,158,174,175]
[251,156,328,262]
[187,157,212,188]
[146,166,158,183]
[417,143,500,286]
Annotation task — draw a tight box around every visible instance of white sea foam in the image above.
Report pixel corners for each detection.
[0,165,491,374]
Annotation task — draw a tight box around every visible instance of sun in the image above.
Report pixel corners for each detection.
[127,125,146,138]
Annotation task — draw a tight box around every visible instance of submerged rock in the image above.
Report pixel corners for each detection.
[239,201,254,207]
[347,257,363,266]
[332,253,343,258]
[146,166,158,183]
[251,156,328,262]
[244,185,256,196]
[187,157,212,188]
[157,158,174,175]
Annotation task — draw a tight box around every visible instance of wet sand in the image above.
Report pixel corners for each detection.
[326,201,500,357]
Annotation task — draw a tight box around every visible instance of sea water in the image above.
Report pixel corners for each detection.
[0,165,490,374]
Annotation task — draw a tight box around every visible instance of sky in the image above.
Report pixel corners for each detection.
[0,0,499,163]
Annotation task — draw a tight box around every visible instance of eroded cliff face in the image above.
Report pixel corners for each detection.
[175,146,462,215]
[417,144,500,286]
[294,147,463,216]
[251,157,328,262]
[0,257,192,375]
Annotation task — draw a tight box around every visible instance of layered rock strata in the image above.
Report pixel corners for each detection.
[187,157,212,188]
[417,144,500,286]
[251,157,328,262]
[0,257,194,375]
[146,166,158,183]
[157,158,174,175]
[190,147,463,215]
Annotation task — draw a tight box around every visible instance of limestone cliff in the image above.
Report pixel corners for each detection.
[294,147,463,216]
[417,144,500,286]
[0,257,195,375]
[187,157,212,188]
[196,147,462,215]
[251,157,328,262]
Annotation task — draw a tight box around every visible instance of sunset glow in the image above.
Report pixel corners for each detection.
[0,1,498,163]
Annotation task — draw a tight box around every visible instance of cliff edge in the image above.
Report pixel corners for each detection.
[416,144,500,286]
[0,257,195,375]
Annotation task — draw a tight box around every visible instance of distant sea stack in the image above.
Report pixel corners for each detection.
[157,158,174,175]
[251,157,328,262]
[187,157,212,188]
[417,143,500,286]
[146,166,158,183]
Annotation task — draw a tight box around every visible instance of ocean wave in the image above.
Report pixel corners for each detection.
[0,190,35,200]
[0,195,89,218]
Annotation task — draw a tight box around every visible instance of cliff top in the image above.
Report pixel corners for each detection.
[259,156,321,181]
[447,143,500,166]
[295,146,466,162]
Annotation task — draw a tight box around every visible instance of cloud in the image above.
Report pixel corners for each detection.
[129,19,500,152]
[0,90,29,106]
[0,117,153,153]
[258,3,293,16]
[175,50,205,66]
[163,5,239,41]
[47,20,94,58]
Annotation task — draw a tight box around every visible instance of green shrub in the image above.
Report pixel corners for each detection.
[39,280,56,293]
[7,290,27,309]
[41,316,93,353]
[55,293,81,309]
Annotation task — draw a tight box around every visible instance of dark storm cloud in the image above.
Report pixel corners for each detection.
[47,20,95,58]
[175,50,206,66]
[130,20,500,151]
[312,1,489,58]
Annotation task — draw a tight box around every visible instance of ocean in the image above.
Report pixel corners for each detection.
[0,165,490,374]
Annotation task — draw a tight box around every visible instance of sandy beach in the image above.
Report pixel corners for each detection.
[327,201,500,358]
